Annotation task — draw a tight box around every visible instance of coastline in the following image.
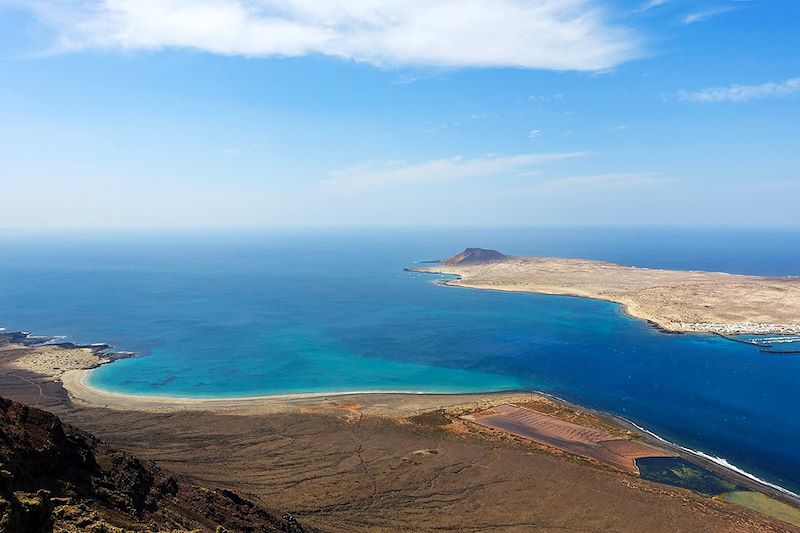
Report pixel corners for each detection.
[3,329,800,529]
[412,258,800,336]
[2,330,538,416]
[427,271,689,335]
[62,366,800,510]
[59,365,800,500]
[35,336,800,509]
[63,367,528,415]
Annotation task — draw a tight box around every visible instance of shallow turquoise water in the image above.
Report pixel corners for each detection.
[0,228,799,493]
[89,321,521,396]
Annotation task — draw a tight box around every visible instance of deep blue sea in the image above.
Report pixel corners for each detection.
[1,227,799,494]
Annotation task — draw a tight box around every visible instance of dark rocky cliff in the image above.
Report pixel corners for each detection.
[0,396,309,532]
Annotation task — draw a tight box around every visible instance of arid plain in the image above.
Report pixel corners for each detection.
[414,249,800,335]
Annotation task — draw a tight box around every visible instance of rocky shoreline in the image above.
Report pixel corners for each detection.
[0,333,136,401]
[0,329,135,361]
[680,322,800,336]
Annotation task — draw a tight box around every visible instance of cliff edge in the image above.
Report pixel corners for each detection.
[0,395,309,532]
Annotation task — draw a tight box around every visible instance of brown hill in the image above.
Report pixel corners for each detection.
[0,396,309,532]
[442,248,507,266]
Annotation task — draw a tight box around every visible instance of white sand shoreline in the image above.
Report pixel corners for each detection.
[414,257,800,335]
[59,368,541,417]
[67,367,516,406]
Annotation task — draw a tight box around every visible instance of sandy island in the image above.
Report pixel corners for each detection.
[413,249,800,335]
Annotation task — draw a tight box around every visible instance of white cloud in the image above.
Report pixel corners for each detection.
[527,93,565,104]
[528,129,543,138]
[678,77,800,103]
[468,112,498,120]
[19,0,642,71]
[683,6,734,24]
[389,71,443,85]
[639,0,669,11]
[609,124,627,131]
[516,170,541,178]
[321,152,585,191]
[525,172,667,193]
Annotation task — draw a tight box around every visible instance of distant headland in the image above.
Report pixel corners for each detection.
[414,248,800,336]
[441,247,507,265]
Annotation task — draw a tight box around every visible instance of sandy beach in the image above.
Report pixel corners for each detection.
[413,255,800,335]
[60,366,542,417]
[1,337,526,416]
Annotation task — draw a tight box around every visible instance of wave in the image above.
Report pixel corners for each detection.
[528,389,799,498]
[624,419,799,498]
[0,329,133,362]
[40,335,68,343]
[751,336,800,344]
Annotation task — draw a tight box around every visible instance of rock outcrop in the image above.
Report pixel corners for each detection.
[442,248,507,266]
[0,396,309,532]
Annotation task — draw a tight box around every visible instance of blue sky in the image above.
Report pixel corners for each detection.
[0,0,798,228]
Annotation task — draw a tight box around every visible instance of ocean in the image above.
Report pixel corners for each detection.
[0,227,799,494]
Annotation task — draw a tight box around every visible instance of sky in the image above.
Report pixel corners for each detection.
[0,0,798,229]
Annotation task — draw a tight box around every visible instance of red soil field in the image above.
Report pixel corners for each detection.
[464,404,673,474]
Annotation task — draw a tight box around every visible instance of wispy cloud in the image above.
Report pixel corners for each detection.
[516,170,541,178]
[738,179,800,192]
[639,0,670,11]
[528,94,565,104]
[678,77,800,103]
[16,0,642,71]
[468,112,499,120]
[522,173,668,194]
[321,152,585,191]
[389,71,443,85]
[528,129,542,138]
[683,5,736,24]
